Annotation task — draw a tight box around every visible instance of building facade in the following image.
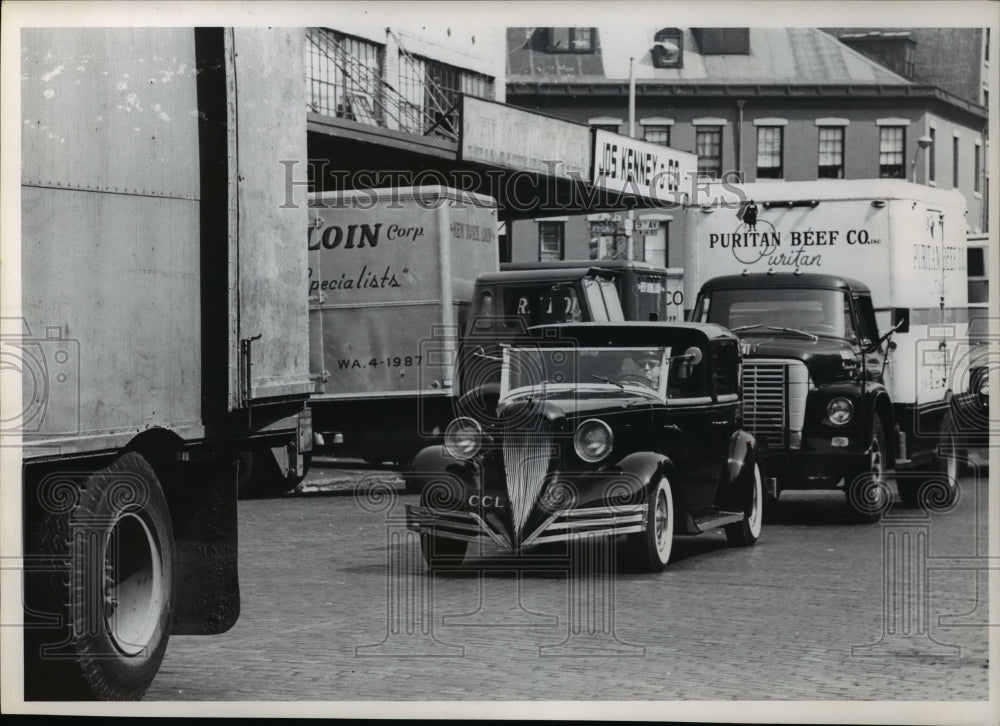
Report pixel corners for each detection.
[505,27,989,265]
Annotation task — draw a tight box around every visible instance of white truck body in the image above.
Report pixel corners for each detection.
[306,186,499,460]
[308,186,499,401]
[685,180,970,408]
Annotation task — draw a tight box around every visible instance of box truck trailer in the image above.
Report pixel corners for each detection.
[306,186,499,465]
[14,28,312,699]
[685,180,969,519]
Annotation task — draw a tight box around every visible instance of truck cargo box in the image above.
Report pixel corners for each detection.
[308,186,499,402]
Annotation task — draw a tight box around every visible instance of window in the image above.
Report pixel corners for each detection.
[928,128,936,182]
[696,127,723,179]
[953,137,960,187]
[756,126,783,179]
[692,28,750,55]
[538,221,565,261]
[398,54,494,140]
[307,29,384,123]
[643,125,671,146]
[818,127,844,179]
[974,142,981,193]
[968,246,989,303]
[879,126,906,179]
[652,28,683,68]
[712,341,740,398]
[548,28,594,53]
[592,123,620,134]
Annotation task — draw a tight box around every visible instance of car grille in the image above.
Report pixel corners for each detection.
[503,416,552,541]
[743,360,808,450]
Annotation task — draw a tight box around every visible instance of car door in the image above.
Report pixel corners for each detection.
[657,341,729,512]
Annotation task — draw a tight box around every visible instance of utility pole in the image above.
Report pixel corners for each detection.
[626,56,636,261]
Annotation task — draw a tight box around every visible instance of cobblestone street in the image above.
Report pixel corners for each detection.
[147,459,992,703]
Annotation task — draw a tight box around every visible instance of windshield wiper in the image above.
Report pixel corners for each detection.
[730,324,762,332]
[592,374,625,389]
[765,325,818,341]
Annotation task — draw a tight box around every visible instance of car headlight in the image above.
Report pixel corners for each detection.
[444,417,483,460]
[574,419,614,463]
[826,397,854,426]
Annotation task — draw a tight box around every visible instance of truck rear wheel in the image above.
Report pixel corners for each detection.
[25,452,174,700]
[845,418,891,523]
[897,412,959,511]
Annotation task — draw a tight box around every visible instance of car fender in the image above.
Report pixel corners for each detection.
[718,431,757,511]
[409,445,479,498]
[613,451,678,502]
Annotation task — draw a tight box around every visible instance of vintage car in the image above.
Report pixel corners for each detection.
[405,322,763,572]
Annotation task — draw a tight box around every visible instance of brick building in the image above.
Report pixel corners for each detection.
[504,27,988,265]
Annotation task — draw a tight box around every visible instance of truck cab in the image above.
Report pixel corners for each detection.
[499,259,685,322]
[692,272,905,520]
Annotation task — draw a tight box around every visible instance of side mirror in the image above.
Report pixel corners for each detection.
[683,346,703,365]
[892,307,910,334]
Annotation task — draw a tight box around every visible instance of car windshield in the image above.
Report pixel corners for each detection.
[500,346,670,400]
[696,287,856,341]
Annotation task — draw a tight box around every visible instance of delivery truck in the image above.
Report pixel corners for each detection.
[499,260,686,322]
[685,180,969,520]
[307,186,499,465]
[15,28,312,699]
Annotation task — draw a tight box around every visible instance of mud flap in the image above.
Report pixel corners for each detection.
[166,457,240,635]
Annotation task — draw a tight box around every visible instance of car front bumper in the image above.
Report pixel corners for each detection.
[405,502,647,552]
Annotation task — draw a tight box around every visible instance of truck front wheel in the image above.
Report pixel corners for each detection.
[25,452,174,700]
[845,418,891,523]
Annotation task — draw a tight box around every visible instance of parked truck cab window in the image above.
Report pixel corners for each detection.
[698,287,857,340]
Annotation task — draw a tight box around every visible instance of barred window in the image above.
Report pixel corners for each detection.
[538,222,565,261]
[398,53,494,139]
[756,126,783,179]
[306,29,384,123]
[879,126,906,179]
[643,125,671,147]
[818,127,844,179]
[696,127,723,179]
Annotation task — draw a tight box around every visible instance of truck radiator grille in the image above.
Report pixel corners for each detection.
[503,418,552,541]
[743,363,788,448]
[742,360,809,450]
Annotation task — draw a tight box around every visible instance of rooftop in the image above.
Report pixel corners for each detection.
[507,27,912,85]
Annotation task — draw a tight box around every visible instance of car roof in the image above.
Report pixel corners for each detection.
[501,259,665,273]
[476,267,617,284]
[527,321,736,344]
[698,272,872,293]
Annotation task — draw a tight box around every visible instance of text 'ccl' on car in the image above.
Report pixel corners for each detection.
[405,322,763,572]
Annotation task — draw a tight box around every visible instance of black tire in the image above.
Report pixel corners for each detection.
[897,412,959,510]
[725,463,763,546]
[417,482,468,568]
[625,475,674,572]
[25,452,174,700]
[237,448,309,499]
[419,532,468,569]
[844,417,892,523]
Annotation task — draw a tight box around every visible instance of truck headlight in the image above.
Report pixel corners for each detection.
[444,417,483,460]
[574,419,614,463]
[826,397,854,426]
